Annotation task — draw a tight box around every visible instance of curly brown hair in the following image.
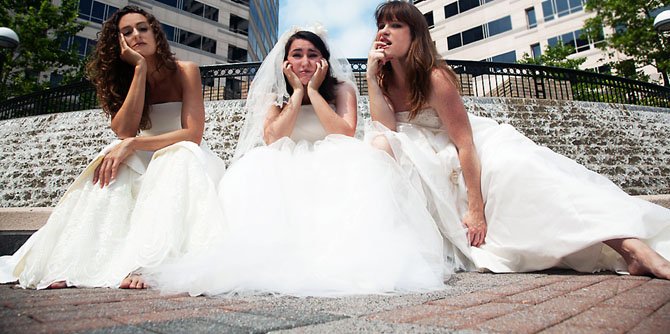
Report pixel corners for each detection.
[374,1,459,120]
[86,5,177,131]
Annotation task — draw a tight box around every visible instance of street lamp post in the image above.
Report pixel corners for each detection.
[654,10,670,32]
[0,27,20,98]
[653,10,670,86]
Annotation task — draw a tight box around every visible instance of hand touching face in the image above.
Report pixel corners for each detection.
[285,38,325,87]
[118,13,156,65]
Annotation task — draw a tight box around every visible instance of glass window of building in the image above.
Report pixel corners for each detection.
[459,0,480,13]
[156,0,178,7]
[525,7,537,29]
[444,2,459,18]
[487,50,516,63]
[447,33,462,50]
[542,0,584,22]
[462,25,484,45]
[487,16,512,36]
[424,11,434,28]
[228,45,248,63]
[530,43,541,59]
[78,0,117,24]
[230,15,249,36]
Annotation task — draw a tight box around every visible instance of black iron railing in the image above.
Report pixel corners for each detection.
[1,59,669,120]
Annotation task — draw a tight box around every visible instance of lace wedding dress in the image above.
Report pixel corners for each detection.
[368,108,670,273]
[0,102,227,289]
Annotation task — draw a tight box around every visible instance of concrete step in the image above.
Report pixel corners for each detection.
[1,195,669,256]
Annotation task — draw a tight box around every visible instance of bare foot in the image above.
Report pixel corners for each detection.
[120,274,147,289]
[605,238,670,280]
[47,281,68,289]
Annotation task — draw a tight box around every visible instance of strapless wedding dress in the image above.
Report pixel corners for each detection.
[146,105,447,296]
[0,102,227,288]
[368,108,670,273]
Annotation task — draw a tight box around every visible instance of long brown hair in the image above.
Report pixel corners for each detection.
[375,1,459,119]
[86,5,177,131]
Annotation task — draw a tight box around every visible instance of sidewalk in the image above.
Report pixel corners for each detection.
[2,196,669,333]
[2,270,669,333]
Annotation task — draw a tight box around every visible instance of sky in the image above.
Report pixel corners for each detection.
[278,0,382,58]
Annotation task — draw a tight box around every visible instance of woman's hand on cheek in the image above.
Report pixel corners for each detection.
[308,59,327,91]
[119,34,145,67]
[282,61,303,91]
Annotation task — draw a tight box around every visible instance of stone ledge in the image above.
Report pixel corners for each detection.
[1,194,669,232]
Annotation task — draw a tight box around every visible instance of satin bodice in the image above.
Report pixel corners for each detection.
[289,105,329,142]
[139,102,183,137]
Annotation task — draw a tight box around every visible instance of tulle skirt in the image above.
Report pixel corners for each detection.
[145,135,447,297]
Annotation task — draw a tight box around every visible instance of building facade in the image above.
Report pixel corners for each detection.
[71,0,278,66]
[414,0,611,72]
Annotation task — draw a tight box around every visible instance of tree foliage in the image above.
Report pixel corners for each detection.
[0,0,86,100]
[518,43,586,70]
[583,0,670,86]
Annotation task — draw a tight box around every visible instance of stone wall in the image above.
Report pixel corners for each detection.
[0,97,668,207]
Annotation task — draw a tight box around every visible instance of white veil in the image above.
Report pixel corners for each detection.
[233,23,358,161]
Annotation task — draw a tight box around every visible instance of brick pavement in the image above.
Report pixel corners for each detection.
[2,270,669,333]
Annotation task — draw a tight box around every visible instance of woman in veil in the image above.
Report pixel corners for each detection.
[146,25,448,297]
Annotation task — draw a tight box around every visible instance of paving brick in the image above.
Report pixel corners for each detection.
[367,304,459,323]
[27,298,188,322]
[0,309,41,332]
[497,285,570,305]
[652,302,670,318]
[111,307,236,325]
[559,306,653,331]
[540,324,623,334]
[414,303,528,330]
[134,317,250,334]
[474,307,569,334]
[628,313,670,334]
[530,296,600,318]
[8,317,127,334]
[600,292,670,311]
[566,278,647,300]
[566,274,615,284]
[427,291,501,307]
[542,280,600,292]
[480,283,543,296]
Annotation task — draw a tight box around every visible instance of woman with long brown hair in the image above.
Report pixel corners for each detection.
[0,6,226,289]
[367,1,670,278]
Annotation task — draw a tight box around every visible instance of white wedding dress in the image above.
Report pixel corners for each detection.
[146,105,447,297]
[0,102,227,289]
[368,108,670,273]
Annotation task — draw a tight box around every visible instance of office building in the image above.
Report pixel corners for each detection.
[70,0,278,65]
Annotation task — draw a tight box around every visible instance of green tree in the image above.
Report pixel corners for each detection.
[0,0,86,100]
[518,43,586,70]
[583,0,670,86]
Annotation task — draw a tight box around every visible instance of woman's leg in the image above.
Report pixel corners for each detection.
[604,238,670,279]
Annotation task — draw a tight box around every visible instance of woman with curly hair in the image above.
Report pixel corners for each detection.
[366,1,670,279]
[0,6,226,289]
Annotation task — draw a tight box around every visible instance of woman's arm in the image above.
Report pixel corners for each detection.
[263,61,305,144]
[307,59,356,136]
[94,61,205,187]
[110,35,148,138]
[366,41,396,130]
[429,69,487,247]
